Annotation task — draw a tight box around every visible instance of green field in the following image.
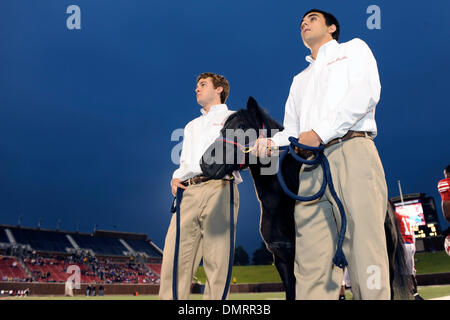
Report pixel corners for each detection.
[2,251,448,300]
[415,251,450,275]
[194,265,282,284]
[194,251,450,284]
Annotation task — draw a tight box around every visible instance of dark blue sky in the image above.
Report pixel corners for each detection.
[1,1,449,256]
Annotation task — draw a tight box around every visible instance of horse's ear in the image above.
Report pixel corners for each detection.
[247,96,259,111]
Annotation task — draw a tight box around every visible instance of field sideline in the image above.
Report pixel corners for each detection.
[1,251,448,300]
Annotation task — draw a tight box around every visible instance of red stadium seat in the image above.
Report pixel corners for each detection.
[0,256,30,281]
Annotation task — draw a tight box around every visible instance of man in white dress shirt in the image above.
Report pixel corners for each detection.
[255,9,390,299]
[159,72,241,300]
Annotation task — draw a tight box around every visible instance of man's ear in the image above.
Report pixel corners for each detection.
[328,24,336,35]
[216,86,223,94]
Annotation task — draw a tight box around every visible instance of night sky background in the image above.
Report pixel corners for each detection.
[1,0,449,257]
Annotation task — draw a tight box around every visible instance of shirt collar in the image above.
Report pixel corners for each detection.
[200,104,228,116]
[305,39,338,64]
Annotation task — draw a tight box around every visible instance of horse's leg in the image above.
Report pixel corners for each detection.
[268,242,295,300]
[259,202,296,300]
[251,166,297,300]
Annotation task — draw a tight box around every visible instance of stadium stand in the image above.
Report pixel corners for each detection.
[70,234,127,256]
[23,256,102,284]
[0,256,30,282]
[11,228,72,253]
[124,239,162,258]
[147,263,161,275]
[25,258,70,283]
[0,228,9,244]
[0,224,163,285]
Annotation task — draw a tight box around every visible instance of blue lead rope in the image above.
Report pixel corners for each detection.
[277,137,348,269]
[172,187,184,300]
[172,181,235,300]
[222,180,235,300]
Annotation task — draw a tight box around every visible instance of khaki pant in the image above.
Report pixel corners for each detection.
[159,179,239,300]
[294,136,390,300]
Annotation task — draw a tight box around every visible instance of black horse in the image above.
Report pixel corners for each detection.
[201,97,412,300]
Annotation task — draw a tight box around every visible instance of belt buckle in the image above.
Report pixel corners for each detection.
[191,176,200,185]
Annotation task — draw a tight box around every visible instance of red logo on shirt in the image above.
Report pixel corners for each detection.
[327,56,348,66]
[212,122,225,126]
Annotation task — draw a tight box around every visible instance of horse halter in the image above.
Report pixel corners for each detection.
[215,123,268,168]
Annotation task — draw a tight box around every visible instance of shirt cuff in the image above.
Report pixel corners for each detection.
[270,131,290,147]
[312,123,338,145]
[172,170,187,182]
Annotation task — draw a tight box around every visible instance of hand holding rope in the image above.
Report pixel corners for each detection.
[277,137,348,269]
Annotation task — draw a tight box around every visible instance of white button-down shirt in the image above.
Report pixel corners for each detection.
[271,38,381,146]
[173,104,243,184]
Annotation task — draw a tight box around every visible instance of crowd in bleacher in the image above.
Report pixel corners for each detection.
[1,251,160,285]
[0,256,33,282]
[62,252,160,284]
[0,226,163,286]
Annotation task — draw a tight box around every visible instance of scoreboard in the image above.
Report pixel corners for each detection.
[391,193,440,239]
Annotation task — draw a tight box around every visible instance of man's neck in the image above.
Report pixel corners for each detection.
[309,37,334,60]
[202,100,222,114]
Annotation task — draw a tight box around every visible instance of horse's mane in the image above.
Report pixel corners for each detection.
[221,97,284,136]
[221,109,253,131]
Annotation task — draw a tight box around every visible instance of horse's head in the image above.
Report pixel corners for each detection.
[200,97,283,179]
[223,96,283,135]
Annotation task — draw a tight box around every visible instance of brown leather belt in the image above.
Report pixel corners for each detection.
[181,175,210,187]
[181,175,234,187]
[296,131,371,159]
[324,130,370,148]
